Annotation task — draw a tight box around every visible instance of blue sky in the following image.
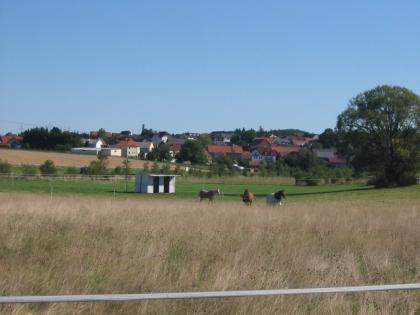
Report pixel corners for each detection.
[1,1,419,135]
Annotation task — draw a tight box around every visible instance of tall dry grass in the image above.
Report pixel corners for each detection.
[0,192,419,314]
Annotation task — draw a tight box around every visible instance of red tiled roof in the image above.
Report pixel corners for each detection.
[0,136,11,144]
[271,146,300,155]
[253,137,273,144]
[0,135,22,144]
[118,138,139,148]
[207,145,244,155]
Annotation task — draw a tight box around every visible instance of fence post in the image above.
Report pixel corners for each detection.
[113,177,116,200]
[49,179,53,200]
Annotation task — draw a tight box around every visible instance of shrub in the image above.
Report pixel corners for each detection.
[151,162,159,173]
[113,166,123,175]
[81,161,108,175]
[65,167,79,175]
[160,163,171,174]
[21,164,38,175]
[39,160,57,175]
[0,160,12,174]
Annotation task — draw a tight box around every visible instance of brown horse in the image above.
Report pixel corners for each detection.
[242,189,254,206]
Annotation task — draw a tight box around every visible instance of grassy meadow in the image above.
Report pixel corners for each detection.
[0,176,419,204]
[0,187,419,314]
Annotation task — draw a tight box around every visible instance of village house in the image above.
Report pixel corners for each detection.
[101,147,122,157]
[313,149,346,167]
[138,141,154,159]
[168,143,182,159]
[165,135,187,147]
[0,134,23,148]
[271,146,300,156]
[86,138,106,149]
[249,137,301,169]
[250,137,273,153]
[210,131,234,145]
[118,138,140,158]
[206,144,249,161]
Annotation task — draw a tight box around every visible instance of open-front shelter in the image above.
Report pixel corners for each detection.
[134,174,178,193]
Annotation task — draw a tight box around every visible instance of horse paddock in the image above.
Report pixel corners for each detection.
[0,192,419,314]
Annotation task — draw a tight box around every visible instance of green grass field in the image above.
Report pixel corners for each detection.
[0,177,419,204]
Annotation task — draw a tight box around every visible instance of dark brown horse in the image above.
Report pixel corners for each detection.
[198,188,221,202]
[242,189,254,206]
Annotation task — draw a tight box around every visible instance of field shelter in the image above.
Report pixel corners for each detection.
[134,174,178,193]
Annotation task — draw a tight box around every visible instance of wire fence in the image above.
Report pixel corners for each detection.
[0,173,135,182]
[1,283,419,304]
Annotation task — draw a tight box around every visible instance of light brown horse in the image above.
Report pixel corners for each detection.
[242,189,254,206]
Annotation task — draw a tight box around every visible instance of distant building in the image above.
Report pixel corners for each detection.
[0,134,23,148]
[151,134,164,146]
[118,138,140,158]
[138,141,154,158]
[101,147,122,157]
[250,137,273,153]
[313,149,346,167]
[71,147,100,155]
[207,144,249,159]
[210,131,234,145]
[86,138,106,149]
[271,146,300,156]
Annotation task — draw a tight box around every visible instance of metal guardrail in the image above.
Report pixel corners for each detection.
[1,283,419,304]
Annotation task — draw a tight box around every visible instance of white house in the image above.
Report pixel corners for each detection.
[135,174,178,193]
[86,138,105,149]
[151,134,164,146]
[118,139,141,158]
[138,141,154,158]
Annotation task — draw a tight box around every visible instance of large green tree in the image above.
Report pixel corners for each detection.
[178,140,206,164]
[147,144,171,162]
[337,85,420,186]
[318,128,338,148]
[230,128,256,148]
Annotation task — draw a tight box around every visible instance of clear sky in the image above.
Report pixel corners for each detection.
[1,1,419,135]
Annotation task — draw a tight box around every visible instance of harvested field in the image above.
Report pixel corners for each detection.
[0,192,419,314]
[0,149,148,169]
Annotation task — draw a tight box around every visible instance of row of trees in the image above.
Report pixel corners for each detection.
[21,127,83,150]
[0,159,58,175]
